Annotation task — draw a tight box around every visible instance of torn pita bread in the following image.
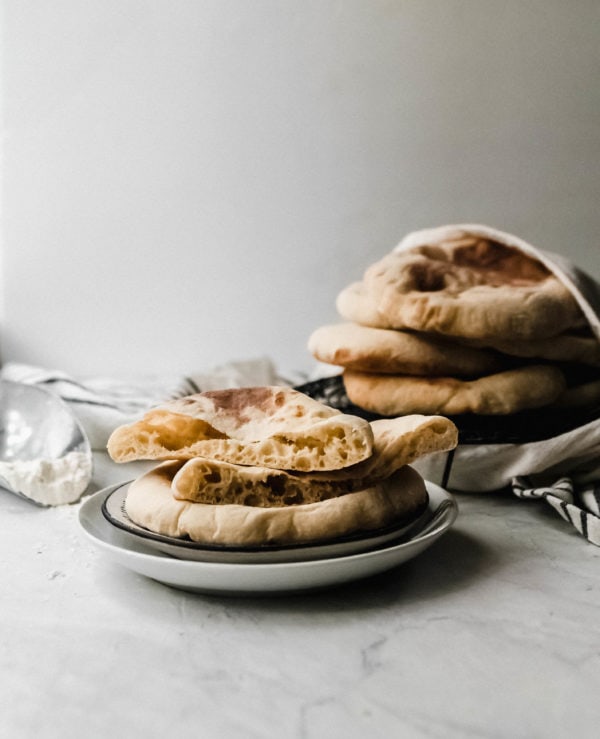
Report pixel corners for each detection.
[341,415,458,480]
[125,460,429,546]
[171,457,339,506]
[107,386,374,472]
[343,365,567,416]
[172,414,458,506]
[308,322,505,376]
[341,227,584,341]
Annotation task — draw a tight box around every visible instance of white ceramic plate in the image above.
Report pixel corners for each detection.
[78,481,457,595]
[100,482,432,564]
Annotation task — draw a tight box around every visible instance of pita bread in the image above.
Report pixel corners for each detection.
[552,378,600,409]
[171,457,348,506]
[107,386,374,471]
[172,414,458,505]
[308,322,505,376]
[336,281,395,328]
[343,415,458,480]
[464,330,600,367]
[343,365,567,416]
[125,460,429,546]
[342,229,583,341]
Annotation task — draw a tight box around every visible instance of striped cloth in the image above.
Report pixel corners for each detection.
[512,476,600,546]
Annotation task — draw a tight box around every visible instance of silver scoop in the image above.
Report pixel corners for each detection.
[0,380,92,506]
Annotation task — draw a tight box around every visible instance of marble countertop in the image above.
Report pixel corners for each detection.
[2,453,600,739]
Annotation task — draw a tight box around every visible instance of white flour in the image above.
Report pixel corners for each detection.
[0,451,92,506]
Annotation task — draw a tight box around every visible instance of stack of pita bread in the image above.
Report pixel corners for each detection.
[309,225,600,417]
[107,386,457,546]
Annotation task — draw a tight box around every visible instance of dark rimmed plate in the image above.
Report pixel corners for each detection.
[101,481,432,564]
[78,481,457,595]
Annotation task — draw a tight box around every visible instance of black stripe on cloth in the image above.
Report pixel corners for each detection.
[61,396,121,411]
[593,483,600,515]
[37,378,113,405]
[560,499,572,524]
[548,497,570,523]
[512,477,525,494]
[511,476,532,496]
[184,377,202,394]
[557,499,590,540]
[441,449,455,489]
[43,376,96,393]
[581,507,589,540]
[534,492,600,546]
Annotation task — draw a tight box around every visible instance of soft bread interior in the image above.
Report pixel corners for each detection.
[172,458,350,507]
[171,414,458,507]
[125,461,429,546]
[107,386,374,471]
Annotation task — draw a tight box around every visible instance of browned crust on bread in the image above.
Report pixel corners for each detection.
[343,365,567,416]
[339,232,583,341]
[308,322,506,376]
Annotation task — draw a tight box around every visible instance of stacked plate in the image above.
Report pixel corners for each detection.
[78,480,458,596]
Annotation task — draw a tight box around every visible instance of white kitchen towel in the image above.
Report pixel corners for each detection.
[413,418,600,493]
[0,358,300,451]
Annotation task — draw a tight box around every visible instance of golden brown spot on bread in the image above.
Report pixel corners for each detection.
[452,239,509,268]
[408,261,446,292]
[413,239,550,288]
[143,411,228,449]
[202,387,275,423]
[452,241,548,283]
[333,348,352,365]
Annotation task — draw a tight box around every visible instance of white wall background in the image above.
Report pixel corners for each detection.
[2,0,599,378]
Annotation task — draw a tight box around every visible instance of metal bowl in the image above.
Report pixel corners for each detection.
[0,380,92,505]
